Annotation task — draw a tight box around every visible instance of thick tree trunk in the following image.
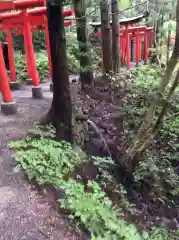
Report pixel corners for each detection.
[100,0,112,73]
[46,0,72,142]
[74,0,93,87]
[111,0,120,73]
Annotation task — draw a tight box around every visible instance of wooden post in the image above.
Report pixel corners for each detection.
[23,9,39,86]
[135,29,140,65]
[100,0,112,73]
[111,0,120,72]
[0,42,13,103]
[6,28,16,82]
[126,27,131,69]
[144,30,148,64]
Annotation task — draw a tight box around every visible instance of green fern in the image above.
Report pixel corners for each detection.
[9,139,82,185]
[58,179,142,239]
[28,123,56,139]
[9,128,179,240]
[91,156,115,183]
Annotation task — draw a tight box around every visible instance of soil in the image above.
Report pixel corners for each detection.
[69,75,179,232]
[1,75,179,239]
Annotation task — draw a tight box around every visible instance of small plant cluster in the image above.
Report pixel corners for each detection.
[59,179,143,240]
[92,157,140,216]
[28,123,56,139]
[9,138,82,185]
[9,124,179,240]
[134,150,179,199]
[130,65,162,95]
[14,51,50,82]
[9,124,82,185]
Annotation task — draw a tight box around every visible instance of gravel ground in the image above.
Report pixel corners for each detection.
[0,81,85,240]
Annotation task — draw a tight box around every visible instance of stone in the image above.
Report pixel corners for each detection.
[9,82,21,91]
[50,82,53,92]
[1,101,17,115]
[32,86,43,99]
[25,78,33,85]
[110,111,122,119]
[73,145,87,160]
[71,78,77,83]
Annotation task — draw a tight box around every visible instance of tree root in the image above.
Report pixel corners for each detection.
[39,111,52,126]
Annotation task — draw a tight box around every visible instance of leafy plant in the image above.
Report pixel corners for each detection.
[28,123,56,139]
[134,151,179,198]
[9,139,82,185]
[14,51,50,82]
[91,157,140,216]
[59,179,142,240]
[9,132,179,240]
[92,156,115,183]
[35,51,50,80]
[130,65,162,95]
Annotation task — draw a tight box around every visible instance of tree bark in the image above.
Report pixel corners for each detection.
[166,19,172,65]
[100,0,112,73]
[111,0,120,73]
[74,0,93,87]
[45,0,72,142]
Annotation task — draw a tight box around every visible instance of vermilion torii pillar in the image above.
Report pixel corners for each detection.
[0,42,17,114]
[22,9,40,87]
[0,0,74,96]
[6,29,17,83]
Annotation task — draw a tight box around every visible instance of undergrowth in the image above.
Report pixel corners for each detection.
[9,123,179,239]
[130,65,179,196]
[14,51,50,82]
[124,65,179,232]
[9,138,82,185]
[129,65,178,178]
[13,36,100,82]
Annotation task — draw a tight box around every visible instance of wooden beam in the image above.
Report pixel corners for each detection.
[0,1,14,11]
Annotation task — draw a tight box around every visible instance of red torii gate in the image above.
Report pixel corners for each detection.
[94,27,153,69]
[0,1,73,87]
[0,0,73,114]
[90,16,154,69]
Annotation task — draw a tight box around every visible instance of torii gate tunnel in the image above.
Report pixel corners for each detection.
[0,0,74,87]
[90,15,154,69]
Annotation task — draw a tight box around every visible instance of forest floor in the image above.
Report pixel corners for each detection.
[70,70,179,233]
[1,67,179,239]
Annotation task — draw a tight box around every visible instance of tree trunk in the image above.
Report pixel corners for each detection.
[120,0,179,171]
[166,27,171,65]
[100,0,112,73]
[45,0,72,142]
[111,0,120,73]
[74,0,93,87]
[166,15,172,66]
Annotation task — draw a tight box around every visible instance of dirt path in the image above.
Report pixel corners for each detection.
[0,82,84,240]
